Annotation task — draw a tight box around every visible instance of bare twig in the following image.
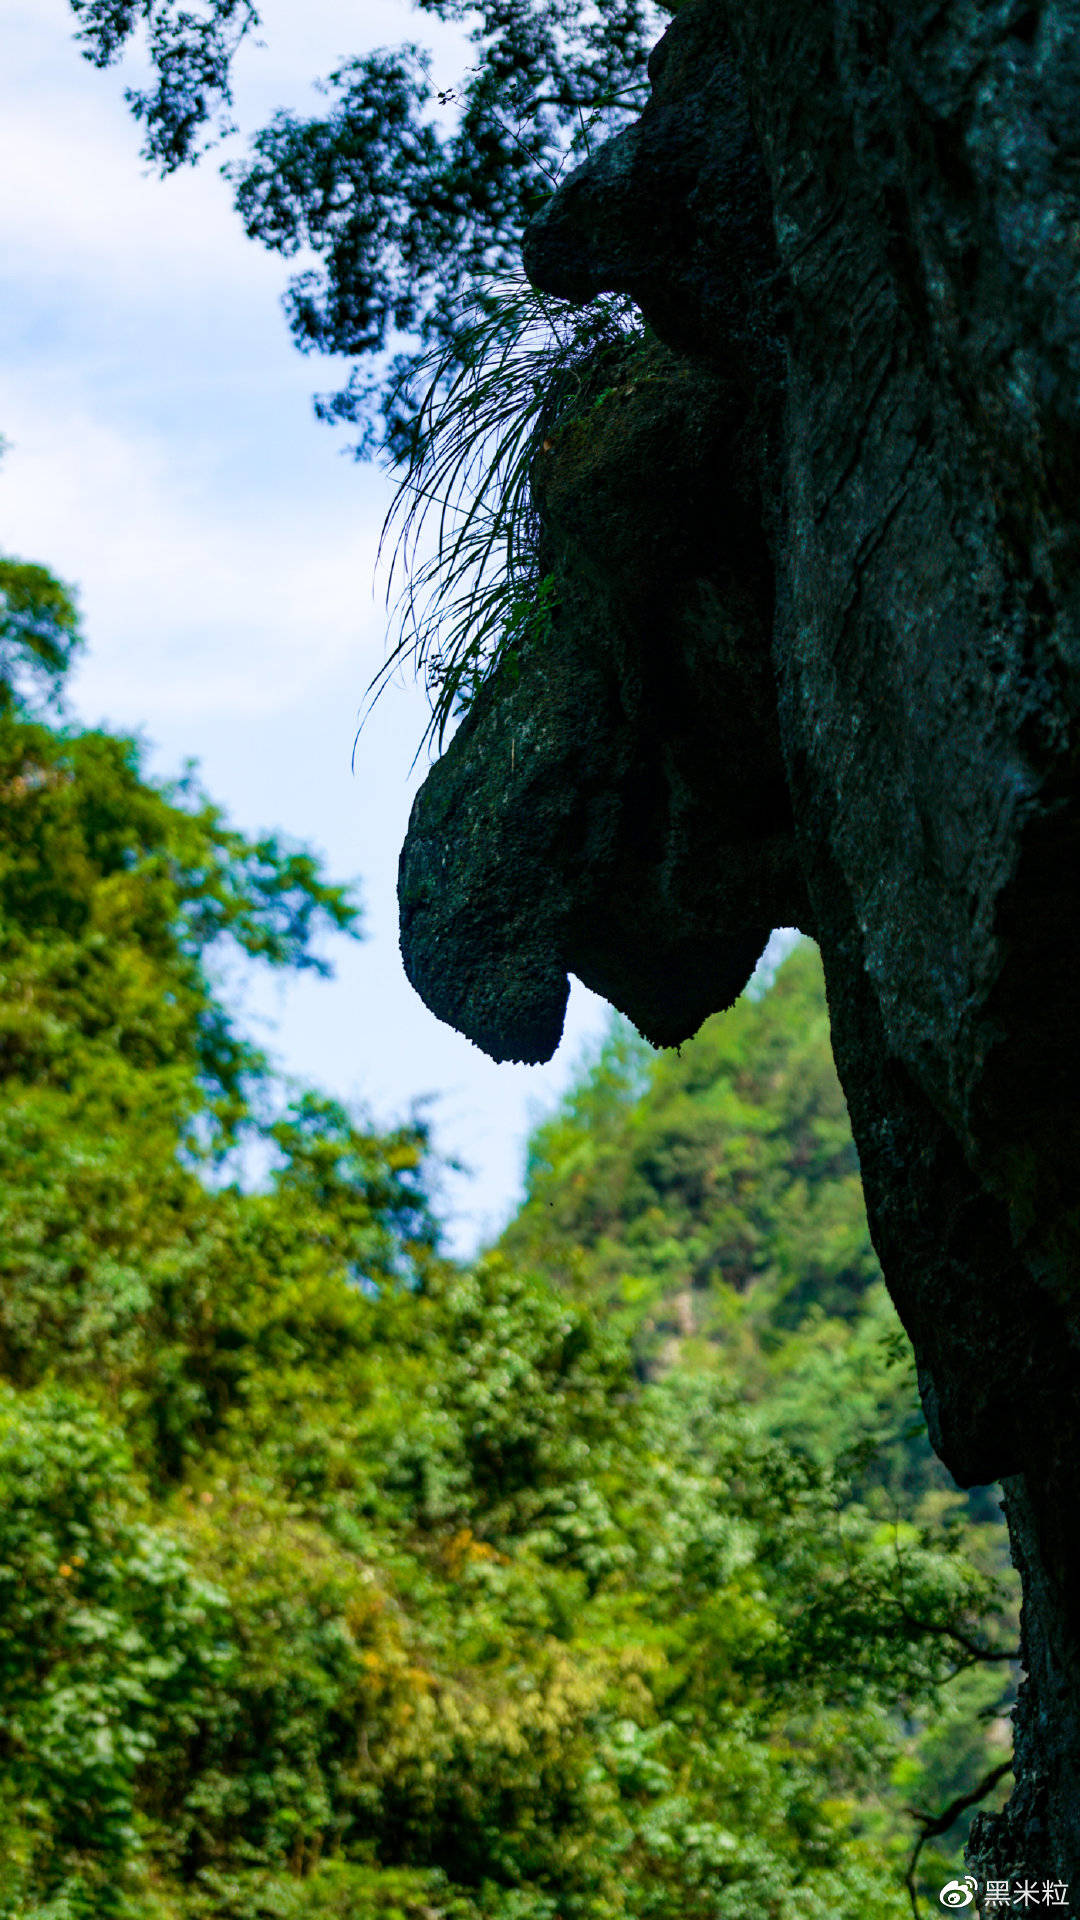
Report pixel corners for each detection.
[904,1758,1013,1918]
[897,1606,1019,1666]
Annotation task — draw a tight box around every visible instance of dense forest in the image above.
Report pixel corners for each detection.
[0,551,1017,1917]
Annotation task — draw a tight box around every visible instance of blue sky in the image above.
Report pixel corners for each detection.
[0,0,788,1253]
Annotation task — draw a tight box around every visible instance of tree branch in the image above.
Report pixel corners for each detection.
[897,1604,1019,1665]
[904,1759,1014,1919]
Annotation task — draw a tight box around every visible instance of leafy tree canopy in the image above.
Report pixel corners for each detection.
[0,551,1016,1917]
[0,556,358,1149]
[0,557,82,710]
[66,0,664,452]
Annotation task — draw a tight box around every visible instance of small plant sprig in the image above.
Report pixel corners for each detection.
[369,277,641,758]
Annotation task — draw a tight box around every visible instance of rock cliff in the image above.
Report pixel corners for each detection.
[399,0,1080,1885]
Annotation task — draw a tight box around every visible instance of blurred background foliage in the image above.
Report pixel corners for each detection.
[0,552,1016,1917]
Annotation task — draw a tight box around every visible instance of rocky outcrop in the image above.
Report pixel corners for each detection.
[399,333,810,1060]
[400,0,1080,1886]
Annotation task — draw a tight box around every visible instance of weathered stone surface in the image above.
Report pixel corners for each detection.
[520,1,785,388]
[399,337,810,1060]
[400,0,1080,1882]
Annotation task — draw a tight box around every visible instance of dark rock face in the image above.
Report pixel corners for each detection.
[399,336,810,1061]
[399,0,1080,1884]
[520,2,784,384]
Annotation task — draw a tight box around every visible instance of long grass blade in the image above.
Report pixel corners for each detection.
[366,276,641,759]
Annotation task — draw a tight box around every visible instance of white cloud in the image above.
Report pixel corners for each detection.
[0,386,385,721]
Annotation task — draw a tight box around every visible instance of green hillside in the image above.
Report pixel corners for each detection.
[0,554,1016,1918]
[505,945,968,1507]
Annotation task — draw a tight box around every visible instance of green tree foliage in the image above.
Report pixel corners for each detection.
[0,556,1016,1916]
[0,1387,229,1911]
[66,0,662,452]
[507,950,921,1472]
[0,558,82,706]
[69,0,260,172]
[502,945,1021,1892]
